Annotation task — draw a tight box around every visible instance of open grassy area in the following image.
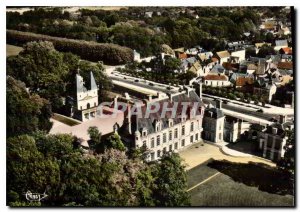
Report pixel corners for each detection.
[6,44,23,57]
[187,160,294,206]
[52,113,81,126]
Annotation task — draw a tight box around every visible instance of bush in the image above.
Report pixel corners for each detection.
[7,30,133,65]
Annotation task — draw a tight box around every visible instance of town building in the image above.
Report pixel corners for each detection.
[202,100,225,143]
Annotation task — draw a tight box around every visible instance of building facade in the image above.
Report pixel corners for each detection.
[74,71,99,121]
[202,100,225,143]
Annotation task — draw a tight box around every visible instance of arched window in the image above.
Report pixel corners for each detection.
[87,103,90,109]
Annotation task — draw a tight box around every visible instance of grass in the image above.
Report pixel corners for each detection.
[187,160,294,206]
[52,113,81,126]
[6,44,23,57]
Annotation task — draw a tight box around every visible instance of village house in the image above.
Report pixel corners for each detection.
[213,50,231,65]
[274,39,288,51]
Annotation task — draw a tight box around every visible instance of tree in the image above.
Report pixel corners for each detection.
[164,57,181,71]
[105,133,126,152]
[7,41,68,111]
[277,130,295,179]
[152,152,190,206]
[7,76,52,137]
[7,135,60,205]
[257,44,276,58]
[87,126,102,150]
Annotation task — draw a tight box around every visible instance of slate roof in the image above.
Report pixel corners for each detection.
[118,90,205,140]
[204,107,224,119]
[275,39,288,47]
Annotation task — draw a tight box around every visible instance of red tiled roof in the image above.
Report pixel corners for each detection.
[178,53,188,60]
[204,74,227,81]
[277,62,293,70]
[211,57,218,62]
[236,77,254,87]
[280,47,292,55]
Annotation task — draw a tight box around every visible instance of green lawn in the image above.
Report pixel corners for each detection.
[6,44,23,57]
[187,160,294,206]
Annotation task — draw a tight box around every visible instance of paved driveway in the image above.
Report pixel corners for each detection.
[179,142,275,170]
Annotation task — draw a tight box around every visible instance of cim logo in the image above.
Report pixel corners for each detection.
[25,191,48,202]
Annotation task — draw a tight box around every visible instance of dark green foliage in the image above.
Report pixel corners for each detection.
[277,130,295,179]
[6,76,53,137]
[7,132,190,206]
[7,29,134,65]
[257,44,276,58]
[151,152,191,206]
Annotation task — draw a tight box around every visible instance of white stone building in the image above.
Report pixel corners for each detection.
[74,72,99,121]
[118,88,205,161]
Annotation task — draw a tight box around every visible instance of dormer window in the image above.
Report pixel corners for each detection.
[168,119,173,127]
[142,128,147,137]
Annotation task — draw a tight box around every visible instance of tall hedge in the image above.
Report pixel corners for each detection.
[7,30,133,65]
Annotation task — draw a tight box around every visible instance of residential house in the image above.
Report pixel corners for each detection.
[274,39,288,51]
[230,73,254,88]
[214,50,231,65]
[253,80,277,102]
[230,49,246,63]
[133,50,141,62]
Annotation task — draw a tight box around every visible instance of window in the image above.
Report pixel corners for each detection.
[156,135,160,146]
[182,125,185,135]
[163,133,167,143]
[143,131,147,137]
[190,135,194,143]
[169,145,172,152]
[181,139,185,147]
[169,131,172,141]
[174,128,178,139]
[191,122,194,132]
[143,140,147,147]
[151,138,155,148]
[157,150,161,157]
[195,133,198,141]
[87,103,90,109]
[219,133,222,140]
[175,142,178,149]
[163,147,167,153]
[151,152,155,161]
[80,106,82,110]
[94,102,96,107]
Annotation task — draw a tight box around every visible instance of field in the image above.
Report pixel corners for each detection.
[187,160,294,206]
[6,44,23,57]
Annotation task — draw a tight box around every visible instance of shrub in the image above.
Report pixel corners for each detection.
[7,30,133,65]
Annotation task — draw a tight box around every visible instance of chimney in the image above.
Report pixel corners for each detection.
[199,80,203,100]
[279,115,287,124]
[125,102,132,135]
[272,127,278,135]
[216,99,222,109]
